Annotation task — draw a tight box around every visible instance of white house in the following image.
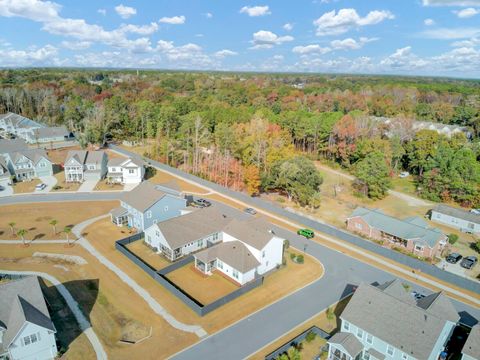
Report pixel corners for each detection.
[0,277,57,360]
[107,157,144,184]
[327,279,459,360]
[64,150,108,182]
[144,207,285,285]
[431,204,480,235]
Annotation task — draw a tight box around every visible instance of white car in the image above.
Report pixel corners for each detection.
[471,209,480,215]
[35,183,47,191]
[399,171,410,178]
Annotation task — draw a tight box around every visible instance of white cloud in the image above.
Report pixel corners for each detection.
[61,40,91,50]
[119,22,159,35]
[292,44,331,54]
[205,12,213,18]
[422,0,480,6]
[214,49,238,58]
[313,8,394,36]
[159,15,186,24]
[115,4,136,19]
[451,37,480,46]
[0,0,60,22]
[0,44,59,66]
[195,33,204,37]
[240,5,271,17]
[420,27,480,39]
[250,30,294,49]
[330,37,377,50]
[97,9,106,16]
[453,7,479,17]
[283,23,293,31]
[424,18,435,25]
[380,46,429,69]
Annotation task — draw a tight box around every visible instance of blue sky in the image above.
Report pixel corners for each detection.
[0,0,480,77]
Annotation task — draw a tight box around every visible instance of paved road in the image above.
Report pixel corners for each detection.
[0,192,121,205]
[0,270,108,360]
[171,202,480,360]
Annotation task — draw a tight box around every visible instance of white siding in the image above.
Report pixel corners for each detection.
[8,322,57,360]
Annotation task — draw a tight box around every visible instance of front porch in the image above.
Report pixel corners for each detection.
[194,257,217,275]
[327,332,363,360]
[380,230,408,248]
[107,172,123,184]
[110,207,129,227]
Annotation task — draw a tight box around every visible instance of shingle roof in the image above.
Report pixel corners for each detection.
[107,157,125,167]
[0,139,28,154]
[222,217,275,250]
[121,180,171,212]
[340,280,459,359]
[65,150,88,165]
[328,332,363,357]
[195,240,260,274]
[85,151,106,165]
[154,206,231,249]
[348,207,445,248]
[32,126,69,140]
[0,277,55,350]
[462,325,480,360]
[433,204,480,225]
[9,149,51,165]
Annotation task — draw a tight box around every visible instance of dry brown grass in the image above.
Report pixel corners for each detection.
[83,218,323,333]
[249,297,351,360]
[51,172,82,192]
[46,146,81,164]
[94,179,124,191]
[166,265,240,304]
[0,201,118,241]
[12,178,41,194]
[126,240,171,270]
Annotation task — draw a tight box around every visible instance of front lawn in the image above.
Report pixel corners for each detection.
[12,178,41,194]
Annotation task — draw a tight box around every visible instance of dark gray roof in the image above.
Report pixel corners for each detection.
[107,157,125,167]
[65,150,88,165]
[340,280,459,359]
[121,180,171,212]
[433,204,480,225]
[368,348,386,360]
[155,206,231,249]
[195,240,260,273]
[9,149,51,165]
[329,332,363,357]
[348,207,445,248]
[0,139,28,154]
[33,126,69,140]
[222,217,275,250]
[462,325,480,359]
[0,277,55,350]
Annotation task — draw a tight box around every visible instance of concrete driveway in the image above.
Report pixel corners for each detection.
[123,183,139,191]
[436,259,469,278]
[78,179,98,192]
[38,175,57,193]
[0,182,13,197]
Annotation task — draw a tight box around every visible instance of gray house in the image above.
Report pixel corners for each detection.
[4,149,53,181]
[462,325,480,360]
[110,181,187,231]
[26,126,73,144]
[431,205,480,234]
[64,150,108,182]
[328,279,459,360]
[0,277,57,360]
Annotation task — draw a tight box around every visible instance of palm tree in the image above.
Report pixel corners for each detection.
[49,219,58,235]
[8,222,16,236]
[17,229,28,246]
[64,226,72,246]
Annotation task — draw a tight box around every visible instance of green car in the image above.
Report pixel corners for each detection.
[297,229,314,238]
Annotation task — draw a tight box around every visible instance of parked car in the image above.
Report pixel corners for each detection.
[193,198,211,208]
[460,256,478,270]
[0,185,4,191]
[297,229,314,238]
[35,183,47,191]
[446,253,463,264]
[399,171,410,178]
[244,207,257,215]
[411,291,426,300]
[470,209,480,215]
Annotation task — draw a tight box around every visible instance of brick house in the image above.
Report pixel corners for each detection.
[346,207,447,258]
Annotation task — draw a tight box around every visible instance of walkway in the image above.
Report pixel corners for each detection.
[38,175,57,193]
[0,269,107,360]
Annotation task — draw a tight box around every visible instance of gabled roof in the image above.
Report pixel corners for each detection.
[107,157,125,167]
[121,180,173,212]
[85,151,106,165]
[32,126,69,140]
[222,217,275,250]
[195,240,260,274]
[433,204,480,225]
[0,277,55,350]
[154,206,231,249]
[65,150,88,165]
[462,325,480,360]
[0,112,43,129]
[348,207,445,248]
[9,149,51,166]
[340,280,459,359]
[0,139,28,154]
[328,332,363,357]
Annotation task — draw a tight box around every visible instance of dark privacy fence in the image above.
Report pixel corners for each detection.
[111,144,480,295]
[115,233,264,316]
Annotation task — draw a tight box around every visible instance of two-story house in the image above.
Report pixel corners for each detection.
[106,157,144,184]
[64,150,108,182]
[327,279,459,360]
[4,149,53,181]
[144,207,285,285]
[0,276,57,360]
[431,205,480,235]
[110,180,186,231]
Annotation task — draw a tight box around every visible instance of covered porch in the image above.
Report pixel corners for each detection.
[194,257,217,275]
[380,230,408,248]
[107,172,123,184]
[110,206,128,227]
[327,332,363,360]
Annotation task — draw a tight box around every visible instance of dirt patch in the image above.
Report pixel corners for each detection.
[33,252,87,265]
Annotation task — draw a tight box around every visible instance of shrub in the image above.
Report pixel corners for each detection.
[290,252,297,260]
[283,239,290,250]
[52,185,62,190]
[305,330,316,343]
[296,255,304,264]
[448,234,459,245]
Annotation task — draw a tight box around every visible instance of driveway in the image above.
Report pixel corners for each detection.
[123,183,139,191]
[38,175,57,193]
[78,179,99,192]
[436,259,470,279]
[0,182,13,197]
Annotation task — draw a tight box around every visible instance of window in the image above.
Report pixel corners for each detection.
[164,206,169,211]
[343,321,350,331]
[414,245,424,252]
[39,162,46,168]
[217,260,223,269]
[355,222,363,230]
[147,235,151,243]
[111,167,116,172]
[88,165,95,170]
[146,211,152,219]
[232,269,239,279]
[356,328,363,339]
[23,336,31,346]
[22,333,39,346]
[129,169,135,174]
[197,239,203,247]
[366,333,373,344]
[262,250,266,258]
[402,353,408,360]
[387,345,394,356]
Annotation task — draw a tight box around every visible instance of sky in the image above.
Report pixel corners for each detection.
[0,0,480,77]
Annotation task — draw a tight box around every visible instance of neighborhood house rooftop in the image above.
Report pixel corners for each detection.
[433,204,480,225]
[121,180,172,212]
